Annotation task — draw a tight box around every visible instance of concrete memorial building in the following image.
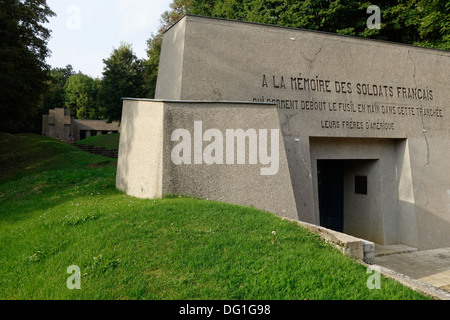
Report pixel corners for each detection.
[117,15,449,252]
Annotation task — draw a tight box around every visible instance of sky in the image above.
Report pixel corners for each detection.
[45,0,174,79]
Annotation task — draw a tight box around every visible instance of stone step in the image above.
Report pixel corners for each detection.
[374,244,418,257]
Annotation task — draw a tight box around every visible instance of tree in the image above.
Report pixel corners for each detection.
[41,65,75,113]
[142,34,163,99]
[98,43,145,123]
[206,0,449,49]
[0,0,55,133]
[64,73,99,120]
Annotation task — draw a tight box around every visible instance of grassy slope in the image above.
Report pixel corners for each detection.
[76,133,120,150]
[0,133,429,300]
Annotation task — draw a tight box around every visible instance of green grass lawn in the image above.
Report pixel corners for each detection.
[0,133,430,300]
[76,133,120,150]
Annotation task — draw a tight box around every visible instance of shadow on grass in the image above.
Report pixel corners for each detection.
[0,133,119,224]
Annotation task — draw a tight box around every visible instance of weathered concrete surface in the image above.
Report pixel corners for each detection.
[116,99,298,220]
[155,15,450,250]
[116,100,165,199]
[363,262,450,300]
[292,219,375,264]
[43,108,120,141]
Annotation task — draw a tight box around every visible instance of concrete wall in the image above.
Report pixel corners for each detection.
[42,108,71,139]
[343,160,382,244]
[116,100,165,199]
[42,108,120,141]
[156,18,186,100]
[154,15,450,249]
[309,138,400,245]
[116,99,298,220]
[72,119,120,140]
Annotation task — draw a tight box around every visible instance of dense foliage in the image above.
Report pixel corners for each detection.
[42,44,146,123]
[0,0,55,133]
[42,65,75,112]
[97,43,146,123]
[142,0,449,98]
[64,73,100,120]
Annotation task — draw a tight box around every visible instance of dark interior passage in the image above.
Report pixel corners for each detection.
[317,160,345,232]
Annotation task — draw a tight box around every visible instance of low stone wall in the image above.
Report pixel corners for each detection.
[290,219,375,264]
[72,143,118,159]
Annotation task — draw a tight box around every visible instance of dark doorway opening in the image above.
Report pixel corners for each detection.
[317,160,345,232]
